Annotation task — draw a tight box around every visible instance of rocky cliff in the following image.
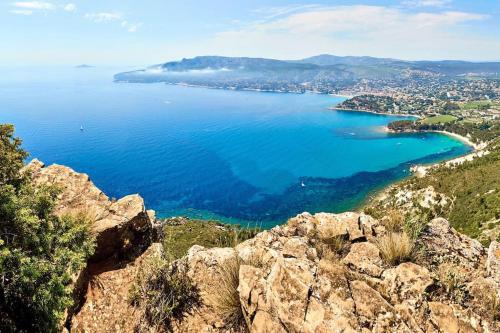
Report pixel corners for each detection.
[26,160,499,332]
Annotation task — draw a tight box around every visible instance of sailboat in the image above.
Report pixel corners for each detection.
[80,125,84,131]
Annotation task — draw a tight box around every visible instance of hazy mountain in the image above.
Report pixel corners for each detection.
[114,55,500,93]
[296,54,402,66]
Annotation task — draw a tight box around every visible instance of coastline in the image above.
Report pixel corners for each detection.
[355,114,485,210]
[330,107,422,119]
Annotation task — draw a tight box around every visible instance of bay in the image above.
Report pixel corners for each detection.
[0,66,470,227]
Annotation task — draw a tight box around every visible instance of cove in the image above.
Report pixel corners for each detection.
[0,66,471,228]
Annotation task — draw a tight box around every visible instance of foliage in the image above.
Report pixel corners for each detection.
[0,124,28,187]
[377,232,414,266]
[130,255,200,332]
[388,118,500,143]
[162,218,260,260]
[409,139,500,242]
[0,124,95,332]
[436,263,468,304]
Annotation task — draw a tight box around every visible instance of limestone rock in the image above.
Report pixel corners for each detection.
[25,159,154,261]
[382,262,433,303]
[420,218,484,268]
[65,210,494,333]
[487,241,500,284]
[343,242,383,277]
[428,302,459,333]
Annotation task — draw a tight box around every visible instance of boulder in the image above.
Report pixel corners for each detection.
[382,262,433,303]
[342,242,383,277]
[420,218,484,268]
[25,159,154,261]
[486,241,500,284]
[428,302,459,333]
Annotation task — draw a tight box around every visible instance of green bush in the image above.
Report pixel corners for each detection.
[0,124,95,332]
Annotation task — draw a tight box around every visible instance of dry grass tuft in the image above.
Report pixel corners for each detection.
[382,209,405,232]
[315,235,347,261]
[206,257,247,331]
[377,232,414,266]
[485,293,500,321]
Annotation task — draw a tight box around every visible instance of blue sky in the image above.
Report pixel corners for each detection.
[1,0,499,65]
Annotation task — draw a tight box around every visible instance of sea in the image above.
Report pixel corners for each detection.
[0,66,471,228]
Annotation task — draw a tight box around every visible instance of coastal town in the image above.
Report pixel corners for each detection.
[336,78,500,121]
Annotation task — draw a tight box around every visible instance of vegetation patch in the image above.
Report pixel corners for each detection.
[0,124,95,332]
[161,218,260,260]
[421,115,457,125]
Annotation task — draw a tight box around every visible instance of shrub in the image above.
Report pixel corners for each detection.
[130,255,200,332]
[377,232,414,266]
[436,263,467,304]
[0,124,95,332]
[205,257,246,330]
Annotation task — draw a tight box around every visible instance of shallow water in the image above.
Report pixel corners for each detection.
[0,66,470,227]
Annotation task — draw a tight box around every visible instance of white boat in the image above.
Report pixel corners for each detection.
[301,181,306,187]
[80,125,84,131]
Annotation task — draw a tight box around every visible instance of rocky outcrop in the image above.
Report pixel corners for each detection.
[24,160,156,331]
[30,160,494,332]
[25,159,155,261]
[173,212,498,333]
[419,218,485,269]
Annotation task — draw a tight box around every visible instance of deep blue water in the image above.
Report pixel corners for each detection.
[0,66,471,227]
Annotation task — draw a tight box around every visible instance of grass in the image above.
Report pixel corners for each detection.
[381,209,405,232]
[421,115,457,125]
[162,218,260,260]
[129,255,201,332]
[377,232,414,266]
[205,257,246,330]
[460,100,500,110]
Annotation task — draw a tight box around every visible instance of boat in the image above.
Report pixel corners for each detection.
[301,181,306,187]
[80,125,84,131]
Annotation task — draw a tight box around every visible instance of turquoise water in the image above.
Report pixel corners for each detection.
[0,66,470,227]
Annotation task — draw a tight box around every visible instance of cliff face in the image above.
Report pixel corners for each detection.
[26,160,499,333]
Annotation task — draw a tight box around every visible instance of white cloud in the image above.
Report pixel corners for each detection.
[251,5,322,20]
[10,9,33,15]
[85,12,123,22]
[12,1,55,10]
[126,23,143,32]
[121,21,143,32]
[63,3,76,12]
[195,5,494,61]
[403,0,452,8]
[86,13,142,33]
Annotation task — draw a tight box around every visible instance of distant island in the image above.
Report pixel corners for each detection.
[76,64,93,68]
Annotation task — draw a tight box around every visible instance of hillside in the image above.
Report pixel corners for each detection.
[366,138,500,245]
[114,55,500,94]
